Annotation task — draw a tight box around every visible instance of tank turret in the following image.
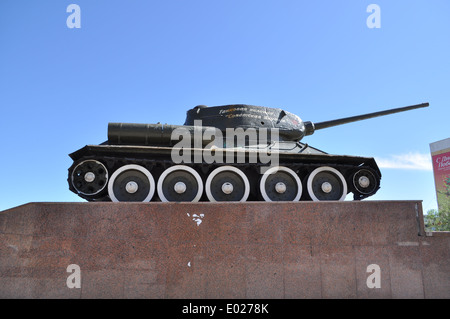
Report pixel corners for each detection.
[107,103,428,146]
[68,102,428,203]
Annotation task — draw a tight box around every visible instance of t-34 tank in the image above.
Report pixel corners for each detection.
[68,102,429,202]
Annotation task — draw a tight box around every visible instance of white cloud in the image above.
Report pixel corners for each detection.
[375,152,432,171]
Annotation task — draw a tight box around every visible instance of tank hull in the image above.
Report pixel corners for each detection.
[68,143,381,202]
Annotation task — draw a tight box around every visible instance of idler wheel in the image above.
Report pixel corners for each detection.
[108,164,155,202]
[71,160,108,196]
[205,166,250,202]
[353,169,378,195]
[307,166,347,201]
[157,165,203,202]
[260,166,302,201]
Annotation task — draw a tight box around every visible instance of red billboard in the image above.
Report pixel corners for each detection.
[430,138,450,209]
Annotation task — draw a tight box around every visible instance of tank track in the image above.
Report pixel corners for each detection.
[68,145,381,202]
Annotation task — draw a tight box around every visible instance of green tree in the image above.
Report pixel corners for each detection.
[424,196,450,231]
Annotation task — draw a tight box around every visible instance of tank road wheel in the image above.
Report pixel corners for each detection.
[71,160,109,196]
[260,166,302,201]
[157,165,203,202]
[352,168,378,196]
[307,166,347,201]
[108,164,155,202]
[205,166,250,202]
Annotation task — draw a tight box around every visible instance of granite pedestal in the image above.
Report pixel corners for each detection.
[0,201,449,298]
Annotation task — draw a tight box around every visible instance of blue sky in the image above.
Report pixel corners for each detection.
[0,0,448,212]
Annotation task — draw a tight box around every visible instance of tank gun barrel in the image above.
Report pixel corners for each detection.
[312,102,429,131]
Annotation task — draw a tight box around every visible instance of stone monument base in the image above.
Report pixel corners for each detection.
[0,201,449,298]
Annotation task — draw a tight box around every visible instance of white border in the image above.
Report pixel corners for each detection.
[205,166,250,202]
[307,166,347,201]
[157,165,203,202]
[108,164,155,202]
[260,166,302,202]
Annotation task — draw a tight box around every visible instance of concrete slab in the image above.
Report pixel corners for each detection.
[0,201,449,298]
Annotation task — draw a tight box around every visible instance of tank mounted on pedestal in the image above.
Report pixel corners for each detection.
[68,102,429,202]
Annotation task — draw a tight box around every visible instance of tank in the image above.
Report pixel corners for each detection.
[68,102,429,202]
